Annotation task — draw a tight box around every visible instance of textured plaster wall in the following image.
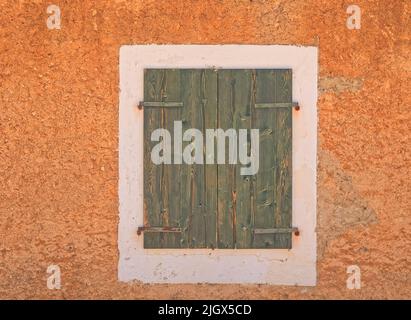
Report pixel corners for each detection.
[0,0,409,299]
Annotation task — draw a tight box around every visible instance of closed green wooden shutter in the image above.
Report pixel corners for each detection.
[143,68,293,249]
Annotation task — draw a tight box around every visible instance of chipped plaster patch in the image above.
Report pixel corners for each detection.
[317,149,378,258]
[319,76,363,94]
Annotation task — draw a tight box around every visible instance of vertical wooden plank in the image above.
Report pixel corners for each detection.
[217,70,235,248]
[143,69,163,248]
[161,69,182,248]
[179,70,191,248]
[202,69,218,249]
[143,69,182,248]
[218,70,253,249]
[249,70,257,248]
[273,69,292,248]
[252,69,277,248]
[180,69,218,248]
[181,70,203,248]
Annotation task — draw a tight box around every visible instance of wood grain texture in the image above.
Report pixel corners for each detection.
[201,70,219,249]
[180,70,218,248]
[143,69,218,248]
[273,70,292,249]
[144,69,183,248]
[217,70,235,248]
[252,69,293,249]
[217,70,254,249]
[253,70,277,248]
[144,69,292,249]
[143,69,163,248]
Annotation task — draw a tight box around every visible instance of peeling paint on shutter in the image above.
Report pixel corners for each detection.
[143,69,293,249]
[252,69,292,249]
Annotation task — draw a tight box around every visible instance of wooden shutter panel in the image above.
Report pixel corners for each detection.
[143,69,218,248]
[143,69,293,249]
[252,69,292,249]
[217,70,253,248]
[217,69,292,249]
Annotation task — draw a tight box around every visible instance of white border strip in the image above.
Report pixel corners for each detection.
[119,45,317,285]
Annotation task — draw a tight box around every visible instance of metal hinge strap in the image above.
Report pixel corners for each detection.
[255,102,300,110]
[253,227,300,236]
[137,226,182,235]
[138,101,183,109]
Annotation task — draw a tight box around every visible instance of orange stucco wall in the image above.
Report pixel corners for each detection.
[0,0,409,299]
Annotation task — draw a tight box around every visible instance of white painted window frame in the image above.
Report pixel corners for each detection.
[119,45,317,285]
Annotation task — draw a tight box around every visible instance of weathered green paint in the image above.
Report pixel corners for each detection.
[253,70,278,248]
[143,69,162,248]
[143,69,183,248]
[180,70,218,248]
[201,70,218,249]
[217,70,235,248]
[143,68,292,249]
[217,70,254,249]
[273,70,292,249]
[143,69,218,249]
[251,69,293,249]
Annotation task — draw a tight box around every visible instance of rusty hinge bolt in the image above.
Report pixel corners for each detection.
[137,101,144,110]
